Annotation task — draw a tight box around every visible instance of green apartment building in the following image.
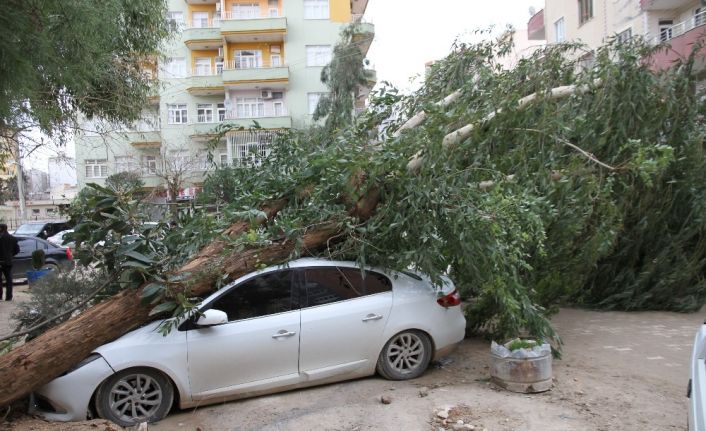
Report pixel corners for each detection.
[75,0,374,200]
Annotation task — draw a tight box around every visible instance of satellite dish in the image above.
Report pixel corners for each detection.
[529,6,536,16]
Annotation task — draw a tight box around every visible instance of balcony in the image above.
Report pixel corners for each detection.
[223,108,291,129]
[351,0,369,15]
[186,68,225,96]
[353,19,375,55]
[183,21,222,50]
[640,0,693,10]
[220,11,287,43]
[527,9,545,41]
[648,10,706,70]
[222,61,289,90]
[125,131,161,149]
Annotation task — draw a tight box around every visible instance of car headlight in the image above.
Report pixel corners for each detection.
[61,353,102,376]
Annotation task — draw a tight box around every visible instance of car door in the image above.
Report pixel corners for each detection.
[186,269,302,400]
[12,238,37,278]
[298,266,393,380]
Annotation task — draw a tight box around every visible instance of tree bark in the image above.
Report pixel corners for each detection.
[0,193,378,406]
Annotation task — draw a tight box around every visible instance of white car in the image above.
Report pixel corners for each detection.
[689,321,706,431]
[30,258,466,427]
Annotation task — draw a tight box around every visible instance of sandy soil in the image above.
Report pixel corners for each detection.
[0,290,701,431]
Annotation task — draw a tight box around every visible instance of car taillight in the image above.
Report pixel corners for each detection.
[437,289,461,307]
[66,247,73,260]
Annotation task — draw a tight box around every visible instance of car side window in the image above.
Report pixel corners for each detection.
[211,270,296,322]
[18,239,37,255]
[304,267,392,307]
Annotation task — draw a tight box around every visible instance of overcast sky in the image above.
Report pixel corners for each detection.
[365,0,544,91]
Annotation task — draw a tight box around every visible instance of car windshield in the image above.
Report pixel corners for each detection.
[15,224,44,235]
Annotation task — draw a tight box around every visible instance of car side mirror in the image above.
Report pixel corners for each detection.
[196,309,228,327]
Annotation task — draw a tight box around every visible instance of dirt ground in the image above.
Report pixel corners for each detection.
[0,284,701,431]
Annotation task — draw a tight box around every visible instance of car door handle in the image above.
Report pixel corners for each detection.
[272,329,296,339]
[362,313,383,322]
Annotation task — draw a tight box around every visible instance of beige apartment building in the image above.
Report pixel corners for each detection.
[528,0,706,70]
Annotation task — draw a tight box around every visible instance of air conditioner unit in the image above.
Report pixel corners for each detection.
[270,45,281,54]
[261,90,274,99]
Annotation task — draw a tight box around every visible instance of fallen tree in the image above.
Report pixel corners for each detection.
[1,35,705,408]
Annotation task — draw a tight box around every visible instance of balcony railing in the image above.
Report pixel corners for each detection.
[221,10,282,20]
[648,9,706,45]
[187,18,221,29]
[224,107,289,120]
[190,64,223,76]
[223,60,284,70]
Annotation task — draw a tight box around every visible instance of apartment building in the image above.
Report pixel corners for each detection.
[528,0,706,69]
[75,0,375,201]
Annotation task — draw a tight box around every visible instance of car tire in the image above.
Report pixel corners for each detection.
[95,368,174,427]
[376,330,432,380]
[42,263,58,271]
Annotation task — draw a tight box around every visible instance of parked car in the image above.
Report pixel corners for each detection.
[14,221,71,240]
[13,236,73,278]
[29,258,466,427]
[47,230,75,248]
[688,321,706,431]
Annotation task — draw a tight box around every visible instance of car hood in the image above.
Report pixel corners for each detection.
[93,320,173,356]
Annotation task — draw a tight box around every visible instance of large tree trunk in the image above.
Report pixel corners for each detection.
[0,192,378,407]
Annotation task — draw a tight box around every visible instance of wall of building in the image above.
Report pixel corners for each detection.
[75,0,370,192]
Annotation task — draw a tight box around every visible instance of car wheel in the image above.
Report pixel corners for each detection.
[42,263,58,271]
[376,330,432,380]
[95,368,174,427]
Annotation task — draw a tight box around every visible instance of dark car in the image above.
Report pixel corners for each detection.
[14,221,71,240]
[12,236,73,279]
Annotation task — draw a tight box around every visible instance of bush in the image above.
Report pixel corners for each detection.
[12,268,110,340]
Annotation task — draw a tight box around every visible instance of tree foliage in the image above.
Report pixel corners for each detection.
[0,0,172,145]
[313,24,371,132]
[60,33,706,352]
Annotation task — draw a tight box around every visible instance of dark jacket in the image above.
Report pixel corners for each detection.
[0,232,19,265]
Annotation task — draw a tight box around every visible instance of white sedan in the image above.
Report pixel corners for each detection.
[30,258,466,427]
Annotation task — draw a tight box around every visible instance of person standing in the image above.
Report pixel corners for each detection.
[0,224,19,301]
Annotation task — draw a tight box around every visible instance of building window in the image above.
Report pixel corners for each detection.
[197,104,214,123]
[219,153,229,167]
[268,0,279,17]
[696,8,706,27]
[85,159,108,178]
[143,156,158,175]
[308,92,327,115]
[167,11,184,27]
[163,57,186,78]
[192,11,209,28]
[232,3,260,19]
[234,50,263,69]
[217,103,226,121]
[304,0,329,19]
[578,0,593,25]
[273,101,284,116]
[167,104,188,124]
[194,57,212,76]
[616,28,632,44]
[236,98,265,118]
[306,45,332,67]
[228,131,275,167]
[115,156,137,173]
[554,18,565,43]
[659,19,674,42]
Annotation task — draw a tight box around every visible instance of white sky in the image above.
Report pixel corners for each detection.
[365,0,544,91]
[23,0,544,172]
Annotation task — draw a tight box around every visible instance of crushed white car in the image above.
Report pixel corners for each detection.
[30,258,466,427]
